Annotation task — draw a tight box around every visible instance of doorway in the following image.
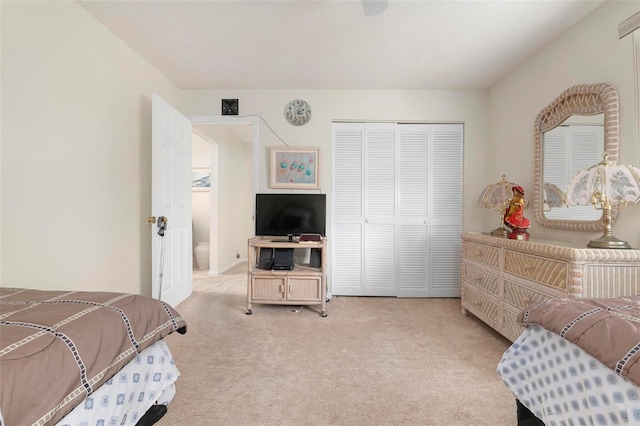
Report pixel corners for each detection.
[191,118,256,276]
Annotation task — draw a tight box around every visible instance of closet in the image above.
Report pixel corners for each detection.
[331,122,463,297]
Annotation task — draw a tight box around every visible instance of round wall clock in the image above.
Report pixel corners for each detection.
[284,99,312,126]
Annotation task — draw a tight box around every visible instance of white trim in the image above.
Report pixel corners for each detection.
[619,11,640,39]
[635,31,640,165]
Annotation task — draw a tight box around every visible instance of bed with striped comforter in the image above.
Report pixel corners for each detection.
[0,288,187,426]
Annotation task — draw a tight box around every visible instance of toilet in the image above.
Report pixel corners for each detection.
[194,242,210,270]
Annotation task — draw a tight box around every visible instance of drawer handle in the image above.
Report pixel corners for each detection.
[475,249,483,257]
[474,301,482,307]
[474,277,482,284]
[521,296,531,305]
[279,284,285,294]
[524,264,534,271]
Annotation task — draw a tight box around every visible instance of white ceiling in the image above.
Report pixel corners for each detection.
[77,0,604,91]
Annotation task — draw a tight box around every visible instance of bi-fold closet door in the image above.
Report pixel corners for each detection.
[331,122,462,297]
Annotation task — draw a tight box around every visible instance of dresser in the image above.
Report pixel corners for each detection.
[460,232,640,342]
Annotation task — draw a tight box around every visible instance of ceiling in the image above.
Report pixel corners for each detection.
[77,0,604,91]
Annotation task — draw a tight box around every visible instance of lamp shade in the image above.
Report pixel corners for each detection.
[477,175,513,210]
[565,153,640,249]
[566,156,640,207]
[543,182,565,210]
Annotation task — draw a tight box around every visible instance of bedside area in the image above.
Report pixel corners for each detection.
[460,232,640,342]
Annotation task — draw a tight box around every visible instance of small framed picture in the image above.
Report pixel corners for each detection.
[192,168,211,191]
[270,147,320,189]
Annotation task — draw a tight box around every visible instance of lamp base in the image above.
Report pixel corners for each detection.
[508,228,530,241]
[587,234,631,249]
[490,227,509,238]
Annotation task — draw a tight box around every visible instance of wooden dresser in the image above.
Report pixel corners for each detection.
[460,232,640,342]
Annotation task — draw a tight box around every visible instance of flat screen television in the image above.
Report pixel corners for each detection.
[255,193,326,237]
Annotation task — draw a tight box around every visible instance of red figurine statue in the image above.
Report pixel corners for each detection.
[504,185,531,240]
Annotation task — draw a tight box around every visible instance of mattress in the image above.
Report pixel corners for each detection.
[498,324,640,425]
[55,339,180,426]
[0,288,187,426]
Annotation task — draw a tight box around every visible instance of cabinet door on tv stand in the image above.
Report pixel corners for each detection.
[287,277,322,301]
[252,277,286,301]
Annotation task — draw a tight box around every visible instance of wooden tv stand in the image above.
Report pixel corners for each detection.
[246,236,327,317]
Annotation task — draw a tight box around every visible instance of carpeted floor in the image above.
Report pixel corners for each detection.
[162,264,517,425]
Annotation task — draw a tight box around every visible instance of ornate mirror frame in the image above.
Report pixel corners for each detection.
[533,82,620,231]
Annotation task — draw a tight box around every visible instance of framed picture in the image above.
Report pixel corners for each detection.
[192,168,211,191]
[270,147,320,189]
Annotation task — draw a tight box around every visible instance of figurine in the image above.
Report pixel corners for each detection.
[504,185,531,240]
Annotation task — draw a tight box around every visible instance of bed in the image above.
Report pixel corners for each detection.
[498,296,640,425]
[0,287,187,426]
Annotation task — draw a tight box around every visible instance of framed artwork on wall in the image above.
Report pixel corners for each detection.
[192,168,211,191]
[270,147,320,189]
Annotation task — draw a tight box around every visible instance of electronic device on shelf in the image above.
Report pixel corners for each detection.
[255,193,326,237]
[299,233,322,242]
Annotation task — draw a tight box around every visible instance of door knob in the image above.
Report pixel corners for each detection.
[147,216,156,224]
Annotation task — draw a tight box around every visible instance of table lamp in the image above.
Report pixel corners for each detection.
[478,175,519,238]
[565,152,640,249]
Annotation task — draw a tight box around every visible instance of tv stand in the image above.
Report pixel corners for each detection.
[246,236,327,317]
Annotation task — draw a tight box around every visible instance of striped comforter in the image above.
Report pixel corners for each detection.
[519,296,640,387]
[0,288,187,426]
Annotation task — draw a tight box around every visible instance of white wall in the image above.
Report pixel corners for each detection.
[216,129,252,272]
[181,89,491,238]
[1,1,181,295]
[489,1,640,247]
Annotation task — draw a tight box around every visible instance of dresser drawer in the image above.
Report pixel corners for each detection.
[462,263,499,297]
[462,284,498,325]
[504,251,567,291]
[503,279,556,310]
[462,241,500,269]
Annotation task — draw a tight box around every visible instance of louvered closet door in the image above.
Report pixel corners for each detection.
[567,125,602,220]
[397,124,429,297]
[430,124,463,297]
[364,123,397,296]
[542,127,568,220]
[331,123,365,295]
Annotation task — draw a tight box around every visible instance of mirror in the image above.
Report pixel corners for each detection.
[533,83,620,231]
[542,114,603,221]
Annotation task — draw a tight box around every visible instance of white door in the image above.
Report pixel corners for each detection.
[397,124,430,297]
[152,94,193,307]
[429,124,463,297]
[331,123,365,295]
[363,123,397,296]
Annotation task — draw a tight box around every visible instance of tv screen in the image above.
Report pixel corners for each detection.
[255,194,326,237]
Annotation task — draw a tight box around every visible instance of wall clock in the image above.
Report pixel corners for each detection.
[221,99,238,115]
[284,99,312,126]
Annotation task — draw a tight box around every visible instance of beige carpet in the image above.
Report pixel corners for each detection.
[162,264,517,425]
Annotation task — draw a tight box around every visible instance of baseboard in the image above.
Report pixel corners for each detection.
[218,259,246,274]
